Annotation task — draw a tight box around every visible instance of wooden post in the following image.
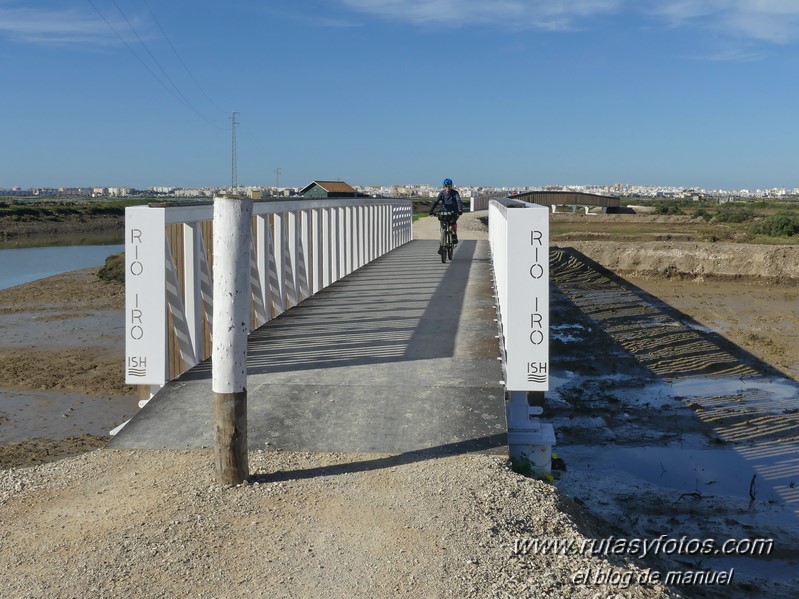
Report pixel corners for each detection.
[212,195,252,484]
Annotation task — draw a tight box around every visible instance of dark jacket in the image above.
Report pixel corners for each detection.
[430,189,463,215]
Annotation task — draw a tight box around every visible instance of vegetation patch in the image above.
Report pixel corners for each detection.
[97,252,125,285]
[0,199,148,221]
[751,212,799,238]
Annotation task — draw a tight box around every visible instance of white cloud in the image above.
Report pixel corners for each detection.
[650,1,799,43]
[337,0,622,30]
[695,47,766,62]
[0,6,134,45]
[723,1,799,43]
[339,0,799,42]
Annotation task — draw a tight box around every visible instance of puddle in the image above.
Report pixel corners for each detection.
[586,376,799,411]
[669,377,799,402]
[551,324,591,344]
[560,444,783,502]
[682,320,716,334]
[0,389,138,443]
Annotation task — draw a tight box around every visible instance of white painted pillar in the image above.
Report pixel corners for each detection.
[297,210,310,301]
[312,209,323,294]
[333,207,342,282]
[321,208,331,288]
[285,211,298,307]
[273,212,285,308]
[382,204,389,253]
[212,195,252,485]
[358,205,366,268]
[183,222,203,368]
[368,205,375,262]
[345,206,353,275]
[255,215,269,324]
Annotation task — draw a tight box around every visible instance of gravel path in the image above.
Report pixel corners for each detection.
[0,449,669,598]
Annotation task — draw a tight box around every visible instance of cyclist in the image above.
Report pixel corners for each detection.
[429,178,463,245]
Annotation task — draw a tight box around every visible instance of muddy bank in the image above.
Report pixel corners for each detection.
[0,267,137,461]
[563,240,799,284]
[0,267,132,396]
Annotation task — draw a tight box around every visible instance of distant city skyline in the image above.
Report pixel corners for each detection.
[4,181,799,199]
[3,2,799,190]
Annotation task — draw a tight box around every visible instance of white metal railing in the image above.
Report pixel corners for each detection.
[488,198,553,472]
[125,197,413,394]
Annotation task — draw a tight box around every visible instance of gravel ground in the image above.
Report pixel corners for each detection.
[0,449,669,598]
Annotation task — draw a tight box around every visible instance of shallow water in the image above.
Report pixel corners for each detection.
[0,243,123,291]
[561,443,783,502]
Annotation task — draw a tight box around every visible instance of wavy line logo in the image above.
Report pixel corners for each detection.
[127,368,147,377]
[527,374,547,383]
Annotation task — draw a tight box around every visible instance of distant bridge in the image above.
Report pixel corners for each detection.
[472,190,620,213]
[510,191,620,213]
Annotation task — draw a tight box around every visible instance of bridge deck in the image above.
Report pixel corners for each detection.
[110,240,507,454]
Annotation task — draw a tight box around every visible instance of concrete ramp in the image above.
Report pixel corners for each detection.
[110,240,506,454]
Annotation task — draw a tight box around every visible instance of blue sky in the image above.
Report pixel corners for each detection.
[2,1,799,190]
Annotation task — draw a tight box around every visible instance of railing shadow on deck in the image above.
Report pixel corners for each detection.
[176,240,485,381]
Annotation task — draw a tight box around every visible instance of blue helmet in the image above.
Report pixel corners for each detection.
[442,178,453,187]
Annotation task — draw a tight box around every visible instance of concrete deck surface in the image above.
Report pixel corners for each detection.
[110,240,507,454]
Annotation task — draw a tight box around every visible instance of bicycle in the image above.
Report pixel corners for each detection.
[435,210,457,263]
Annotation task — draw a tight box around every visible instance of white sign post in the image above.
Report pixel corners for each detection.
[125,206,167,387]
[504,206,549,391]
[489,200,555,474]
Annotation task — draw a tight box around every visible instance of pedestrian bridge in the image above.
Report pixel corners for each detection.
[111,198,551,461]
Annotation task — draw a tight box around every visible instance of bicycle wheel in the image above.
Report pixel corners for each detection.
[447,226,454,259]
[440,240,447,263]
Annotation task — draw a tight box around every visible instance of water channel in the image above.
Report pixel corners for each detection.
[0,241,124,291]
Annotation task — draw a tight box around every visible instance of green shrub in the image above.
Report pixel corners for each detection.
[2,206,42,218]
[751,212,799,237]
[87,205,125,216]
[715,204,754,223]
[655,203,683,215]
[97,252,125,284]
[693,207,711,221]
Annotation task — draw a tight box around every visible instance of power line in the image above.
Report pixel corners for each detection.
[140,0,226,116]
[86,0,217,126]
[110,0,195,110]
